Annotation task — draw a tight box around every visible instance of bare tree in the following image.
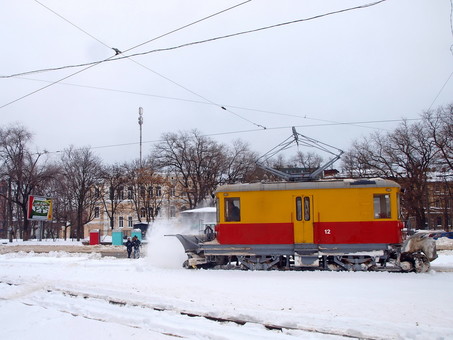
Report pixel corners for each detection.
[222,139,259,184]
[45,174,72,239]
[342,120,439,228]
[0,125,57,240]
[289,151,323,170]
[154,130,226,209]
[423,104,453,171]
[59,146,103,241]
[97,163,129,229]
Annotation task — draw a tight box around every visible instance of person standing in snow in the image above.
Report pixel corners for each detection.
[132,235,141,259]
[125,237,133,258]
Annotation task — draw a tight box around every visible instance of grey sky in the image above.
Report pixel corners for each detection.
[1,0,452,164]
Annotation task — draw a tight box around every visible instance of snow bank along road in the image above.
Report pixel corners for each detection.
[0,243,139,258]
[0,243,453,339]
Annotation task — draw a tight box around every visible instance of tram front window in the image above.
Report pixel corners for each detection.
[225,198,240,222]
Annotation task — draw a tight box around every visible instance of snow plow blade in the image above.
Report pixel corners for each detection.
[174,234,204,254]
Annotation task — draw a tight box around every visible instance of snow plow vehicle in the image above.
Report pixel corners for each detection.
[175,178,441,273]
[174,128,444,273]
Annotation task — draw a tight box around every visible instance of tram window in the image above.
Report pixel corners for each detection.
[296,197,302,221]
[397,193,401,219]
[225,197,240,222]
[304,197,310,221]
[374,194,391,219]
[216,198,220,223]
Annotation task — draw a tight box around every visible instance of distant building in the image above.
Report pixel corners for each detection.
[426,173,452,231]
[84,175,187,239]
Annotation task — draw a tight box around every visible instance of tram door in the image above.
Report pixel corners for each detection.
[293,195,314,243]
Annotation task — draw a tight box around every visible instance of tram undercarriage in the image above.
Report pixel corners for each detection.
[175,234,434,273]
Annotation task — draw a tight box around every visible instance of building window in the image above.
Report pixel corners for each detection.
[170,206,176,218]
[156,186,162,197]
[148,186,153,197]
[94,207,100,218]
[118,186,124,200]
[374,194,391,219]
[127,186,133,199]
[140,207,146,218]
[119,216,124,228]
[128,216,133,227]
[225,197,240,222]
[140,186,146,198]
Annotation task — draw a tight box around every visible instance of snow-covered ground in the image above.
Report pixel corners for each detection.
[1,224,453,340]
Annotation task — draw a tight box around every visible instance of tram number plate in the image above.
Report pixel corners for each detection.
[324,229,331,235]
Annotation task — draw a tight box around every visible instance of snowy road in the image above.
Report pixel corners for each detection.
[1,239,453,340]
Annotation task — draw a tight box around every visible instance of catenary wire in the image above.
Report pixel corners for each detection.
[1,0,387,79]
[124,59,267,129]
[3,0,253,79]
[6,0,399,156]
[31,0,265,129]
[34,0,111,49]
[39,118,421,157]
[3,1,389,128]
[0,0,388,128]
[428,70,453,111]
[0,0,253,110]
[18,75,394,132]
[427,0,453,110]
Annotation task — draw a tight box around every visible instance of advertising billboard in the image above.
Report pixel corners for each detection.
[27,195,53,221]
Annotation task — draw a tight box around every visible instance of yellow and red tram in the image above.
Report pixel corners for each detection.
[175,178,434,272]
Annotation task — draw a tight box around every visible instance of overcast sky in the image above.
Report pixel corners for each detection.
[1,0,452,164]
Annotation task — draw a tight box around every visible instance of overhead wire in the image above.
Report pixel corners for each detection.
[428,0,453,110]
[34,0,253,54]
[34,0,111,49]
[7,0,264,128]
[33,0,265,129]
[428,70,453,111]
[18,75,394,132]
[40,117,422,157]
[3,0,253,79]
[0,0,253,110]
[0,61,104,110]
[5,0,396,157]
[2,0,387,79]
[2,0,389,129]
[123,58,267,129]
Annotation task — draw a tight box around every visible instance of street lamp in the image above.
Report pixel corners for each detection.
[138,107,143,167]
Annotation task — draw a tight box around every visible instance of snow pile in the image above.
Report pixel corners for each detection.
[1,238,85,246]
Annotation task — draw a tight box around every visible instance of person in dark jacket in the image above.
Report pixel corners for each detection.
[125,237,133,258]
[132,236,141,259]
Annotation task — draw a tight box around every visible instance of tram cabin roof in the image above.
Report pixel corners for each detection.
[215,178,400,193]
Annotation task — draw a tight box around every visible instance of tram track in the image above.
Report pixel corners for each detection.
[2,247,452,339]
[1,279,385,340]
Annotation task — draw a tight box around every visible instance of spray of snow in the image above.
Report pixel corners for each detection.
[144,218,192,269]
[144,209,216,269]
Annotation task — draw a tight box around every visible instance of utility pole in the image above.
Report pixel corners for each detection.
[138,107,143,167]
